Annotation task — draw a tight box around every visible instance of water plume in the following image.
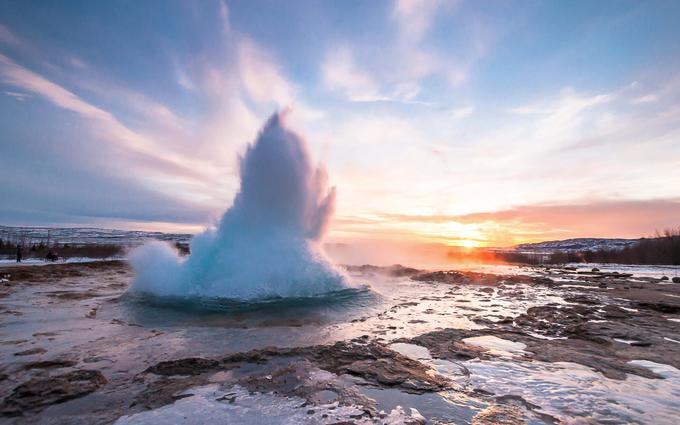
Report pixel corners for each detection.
[129,111,350,300]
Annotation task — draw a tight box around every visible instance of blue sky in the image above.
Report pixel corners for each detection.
[1,0,679,245]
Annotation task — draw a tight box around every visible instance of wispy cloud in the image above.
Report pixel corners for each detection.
[448,105,474,120]
[75,77,189,132]
[332,198,680,245]
[237,37,294,106]
[509,89,613,116]
[508,106,554,115]
[0,53,208,183]
[321,46,434,104]
[392,0,446,44]
[4,90,30,101]
[0,24,23,48]
[631,94,659,104]
[0,53,115,120]
[321,46,384,102]
[504,88,616,152]
[627,75,680,105]
[218,0,230,35]
[68,56,88,70]
[452,199,680,241]
[321,0,494,105]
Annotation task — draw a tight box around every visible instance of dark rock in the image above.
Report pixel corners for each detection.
[471,404,526,425]
[514,304,594,337]
[564,295,600,305]
[45,290,101,301]
[14,347,47,356]
[385,264,422,277]
[635,301,680,314]
[673,277,680,283]
[131,377,198,409]
[343,264,422,277]
[505,275,554,286]
[405,328,489,361]
[23,359,77,369]
[412,271,469,285]
[310,340,449,393]
[1,370,107,416]
[145,357,220,376]
[221,347,297,365]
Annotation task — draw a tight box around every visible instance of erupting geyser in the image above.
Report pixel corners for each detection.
[128,111,351,300]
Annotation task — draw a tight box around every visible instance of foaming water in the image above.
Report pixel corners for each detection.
[124,285,374,315]
[128,112,352,301]
[119,285,376,332]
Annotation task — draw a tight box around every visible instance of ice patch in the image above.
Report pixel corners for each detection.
[462,336,527,356]
[466,359,680,423]
[614,338,640,345]
[114,384,424,424]
[628,360,680,377]
[389,343,433,361]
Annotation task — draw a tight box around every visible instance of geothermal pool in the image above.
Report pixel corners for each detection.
[1,261,679,424]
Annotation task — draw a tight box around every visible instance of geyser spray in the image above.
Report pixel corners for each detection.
[128,111,350,300]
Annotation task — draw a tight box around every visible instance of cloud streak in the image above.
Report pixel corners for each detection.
[336,199,680,246]
[0,53,208,183]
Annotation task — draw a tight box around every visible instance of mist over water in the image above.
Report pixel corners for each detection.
[129,111,352,300]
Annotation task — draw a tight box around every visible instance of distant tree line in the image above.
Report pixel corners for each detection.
[0,238,190,260]
[499,228,680,265]
[0,239,123,260]
[580,228,680,265]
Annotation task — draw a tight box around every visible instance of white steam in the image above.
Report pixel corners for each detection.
[129,111,350,300]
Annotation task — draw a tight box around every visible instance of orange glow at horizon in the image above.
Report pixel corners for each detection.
[326,199,680,248]
[457,239,480,248]
[95,198,680,251]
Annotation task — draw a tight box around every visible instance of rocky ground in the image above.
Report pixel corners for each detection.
[0,261,679,424]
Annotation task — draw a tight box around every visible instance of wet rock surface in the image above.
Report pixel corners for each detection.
[140,339,449,396]
[13,348,46,356]
[128,346,439,422]
[308,340,450,393]
[144,357,220,376]
[1,369,107,416]
[0,261,679,423]
[404,265,680,380]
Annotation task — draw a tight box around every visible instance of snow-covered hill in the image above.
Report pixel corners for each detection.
[0,225,192,246]
[515,238,640,253]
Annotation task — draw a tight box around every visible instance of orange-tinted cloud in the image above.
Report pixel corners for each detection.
[454,199,680,239]
[332,198,680,247]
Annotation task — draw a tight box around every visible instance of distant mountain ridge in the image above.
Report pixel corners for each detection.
[515,238,640,252]
[0,225,192,246]
[0,225,644,254]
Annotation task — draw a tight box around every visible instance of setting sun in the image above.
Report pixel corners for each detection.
[457,239,479,249]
